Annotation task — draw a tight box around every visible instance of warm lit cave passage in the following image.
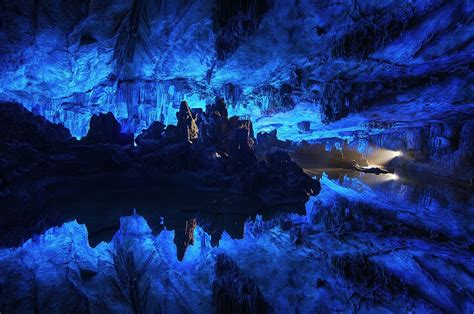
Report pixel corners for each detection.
[0,0,473,313]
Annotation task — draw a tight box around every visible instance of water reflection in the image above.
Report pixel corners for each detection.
[306,168,474,242]
[2,167,471,254]
[37,177,306,255]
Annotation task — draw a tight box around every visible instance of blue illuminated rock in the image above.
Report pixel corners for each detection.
[0,0,471,141]
[1,2,473,312]
[212,253,268,313]
[1,195,473,313]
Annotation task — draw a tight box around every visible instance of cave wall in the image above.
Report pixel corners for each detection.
[0,0,473,137]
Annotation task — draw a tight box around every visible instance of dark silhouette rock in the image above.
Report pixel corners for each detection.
[0,102,72,196]
[0,102,71,150]
[135,121,165,145]
[215,97,228,119]
[199,100,230,146]
[255,130,292,156]
[175,218,197,261]
[1,100,320,221]
[228,126,257,167]
[82,112,133,146]
[257,130,278,148]
[242,150,321,206]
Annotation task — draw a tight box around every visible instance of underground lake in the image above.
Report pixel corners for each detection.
[0,0,473,313]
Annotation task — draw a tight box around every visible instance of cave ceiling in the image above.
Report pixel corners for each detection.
[0,0,473,137]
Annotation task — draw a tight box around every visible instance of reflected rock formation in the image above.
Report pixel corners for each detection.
[0,99,319,247]
[0,0,473,312]
[1,200,473,313]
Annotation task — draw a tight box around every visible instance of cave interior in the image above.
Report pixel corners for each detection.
[0,0,473,313]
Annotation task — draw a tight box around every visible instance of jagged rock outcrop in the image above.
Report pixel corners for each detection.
[136,98,319,205]
[176,101,199,143]
[1,101,319,217]
[82,112,134,146]
[0,102,71,149]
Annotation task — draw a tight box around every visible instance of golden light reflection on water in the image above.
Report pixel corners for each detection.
[359,171,399,184]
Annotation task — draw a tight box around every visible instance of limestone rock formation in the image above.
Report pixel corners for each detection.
[82,112,134,146]
[1,0,471,140]
[176,101,199,143]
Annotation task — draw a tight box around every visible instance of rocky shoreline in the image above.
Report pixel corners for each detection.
[0,99,320,210]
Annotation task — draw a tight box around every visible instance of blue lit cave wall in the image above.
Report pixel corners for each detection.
[1,0,472,140]
[1,1,474,313]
